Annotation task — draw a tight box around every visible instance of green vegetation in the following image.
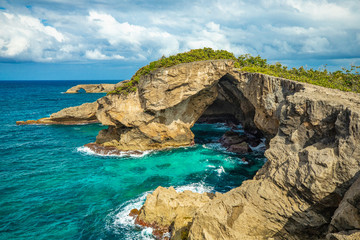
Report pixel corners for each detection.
[108,48,360,95]
[107,48,236,95]
[234,54,360,92]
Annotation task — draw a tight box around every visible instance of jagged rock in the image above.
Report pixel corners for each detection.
[219,131,253,154]
[92,60,233,151]
[16,102,99,125]
[219,131,248,148]
[134,186,219,240]
[227,142,252,154]
[188,77,360,240]
[16,59,360,240]
[326,175,360,239]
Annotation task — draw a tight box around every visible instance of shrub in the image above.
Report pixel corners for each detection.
[108,48,360,95]
[107,48,236,95]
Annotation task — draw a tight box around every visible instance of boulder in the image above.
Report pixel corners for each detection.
[134,186,219,240]
[219,131,248,148]
[227,142,252,154]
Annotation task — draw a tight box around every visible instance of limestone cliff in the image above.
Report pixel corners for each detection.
[17,59,360,240]
[92,60,233,151]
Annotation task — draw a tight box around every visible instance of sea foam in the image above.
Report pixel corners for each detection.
[109,182,214,239]
[77,146,152,158]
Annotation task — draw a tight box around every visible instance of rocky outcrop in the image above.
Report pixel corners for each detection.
[133,186,220,239]
[130,67,360,239]
[16,102,99,125]
[89,60,233,151]
[219,131,253,154]
[17,59,360,240]
[65,81,128,93]
[187,77,360,240]
[327,175,360,239]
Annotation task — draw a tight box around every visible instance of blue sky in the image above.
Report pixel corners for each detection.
[0,0,359,80]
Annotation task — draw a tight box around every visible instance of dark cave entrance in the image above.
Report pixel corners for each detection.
[190,74,268,192]
[196,73,262,137]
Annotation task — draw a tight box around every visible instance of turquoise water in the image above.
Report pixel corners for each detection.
[0,81,266,239]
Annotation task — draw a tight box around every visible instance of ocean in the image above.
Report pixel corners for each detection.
[0,80,266,239]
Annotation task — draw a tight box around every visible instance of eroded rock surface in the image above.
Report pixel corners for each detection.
[134,186,220,240]
[90,60,233,151]
[16,101,99,125]
[187,78,360,240]
[17,59,360,240]
[327,175,360,239]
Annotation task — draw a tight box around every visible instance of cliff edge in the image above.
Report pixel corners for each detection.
[17,59,360,239]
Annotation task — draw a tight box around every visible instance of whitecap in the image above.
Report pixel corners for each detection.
[249,138,266,152]
[76,146,151,158]
[112,191,149,228]
[216,166,226,176]
[174,182,214,193]
[140,228,155,239]
[202,143,226,151]
[108,182,214,239]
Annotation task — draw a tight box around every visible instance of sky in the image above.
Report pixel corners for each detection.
[0,0,359,80]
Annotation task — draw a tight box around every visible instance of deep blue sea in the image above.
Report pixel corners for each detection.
[0,80,266,239]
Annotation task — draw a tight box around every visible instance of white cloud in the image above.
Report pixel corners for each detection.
[0,0,359,65]
[0,12,65,61]
[302,37,330,53]
[85,49,124,60]
[88,11,180,57]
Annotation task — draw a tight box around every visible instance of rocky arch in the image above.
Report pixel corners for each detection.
[93,60,360,239]
[65,83,117,93]
[93,60,303,152]
[16,59,360,239]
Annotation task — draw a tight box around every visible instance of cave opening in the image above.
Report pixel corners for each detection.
[194,73,265,149]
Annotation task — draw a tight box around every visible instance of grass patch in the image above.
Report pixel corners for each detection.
[108,48,360,95]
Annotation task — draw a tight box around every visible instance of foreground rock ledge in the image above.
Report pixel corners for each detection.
[17,59,360,239]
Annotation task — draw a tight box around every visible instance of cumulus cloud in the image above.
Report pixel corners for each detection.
[0,11,65,61]
[0,0,359,66]
[88,11,180,57]
[85,49,124,60]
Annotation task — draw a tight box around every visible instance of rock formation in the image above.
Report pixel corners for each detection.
[17,59,360,240]
[65,81,129,93]
[16,102,99,125]
[91,60,233,151]
[132,186,220,239]
[327,176,360,240]
[219,131,253,154]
